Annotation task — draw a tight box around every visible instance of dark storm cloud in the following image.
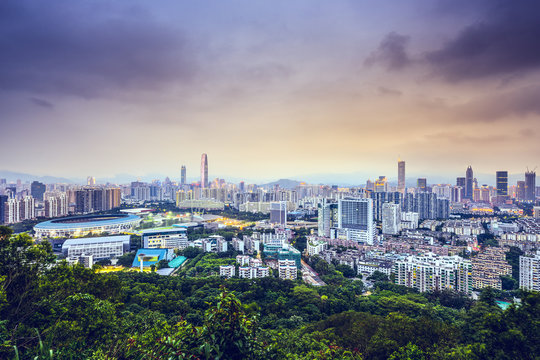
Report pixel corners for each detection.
[0,1,195,98]
[364,32,411,70]
[28,97,54,108]
[458,85,540,120]
[427,0,540,81]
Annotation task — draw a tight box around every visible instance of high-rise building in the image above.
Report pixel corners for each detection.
[318,201,338,237]
[525,170,536,201]
[200,153,208,188]
[44,194,68,218]
[472,247,512,290]
[0,195,7,224]
[20,196,36,221]
[465,166,474,200]
[337,198,374,244]
[31,181,46,201]
[394,253,472,294]
[456,177,466,201]
[87,176,96,186]
[520,251,540,291]
[382,202,401,235]
[417,178,427,192]
[496,171,508,196]
[398,159,405,192]
[374,176,388,193]
[181,165,186,185]
[4,198,20,224]
[517,181,526,200]
[270,201,287,226]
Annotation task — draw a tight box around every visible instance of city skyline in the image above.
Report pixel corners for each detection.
[1,1,540,179]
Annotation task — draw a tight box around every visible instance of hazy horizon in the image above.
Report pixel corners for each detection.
[1,1,540,179]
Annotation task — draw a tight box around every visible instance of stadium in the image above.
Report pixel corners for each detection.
[34,214,141,238]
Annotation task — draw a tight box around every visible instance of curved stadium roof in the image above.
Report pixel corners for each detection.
[35,214,141,230]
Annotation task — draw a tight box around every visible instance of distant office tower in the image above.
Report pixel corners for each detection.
[200,153,208,188]
[496,171,508,196]
[520,251,540,291]
[270,201,287,226]
[456,177,465,188]
[398,160,405,192]
[374,176,388,192]
[517,181,526,200]
[0,195,7,224]
[451,186,462,202]
[181,165,186,185]
[87,176,96,186]
[239,181,245,192]
[417,178,427,192]
[318,201,338,237]
[337,198,374,244]
[31,181,46,201]
[525,170,536,201]
[382,203,401,235]
[465,166,474,199]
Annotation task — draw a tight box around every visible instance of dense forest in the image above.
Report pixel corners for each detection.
[1,226,539,359]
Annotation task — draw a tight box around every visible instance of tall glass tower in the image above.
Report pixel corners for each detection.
[398,159,405,192]
[200,154,208,188]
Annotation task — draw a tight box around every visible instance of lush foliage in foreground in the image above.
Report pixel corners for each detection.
[1,226,539,359]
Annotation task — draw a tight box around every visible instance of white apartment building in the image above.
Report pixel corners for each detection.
[278,259,297,280]
[394,253,472,294]
[306,237,327,256]
[219,265,235,279]
[520,251,540,291]
[382,203,401,235]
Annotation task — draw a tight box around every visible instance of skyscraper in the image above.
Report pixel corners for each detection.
[0,195,7,224]
[200,153,208,188]
[181,165,186,185]
[398,159,405,192]
[337,198,374,245]
[525,169,536,201]
[87,176,96,186]
[417,178,427,192]
[382,202,401,235]
[496,171,508,196]
[270,201,287,226]
[31,181,46,201]
[465,166,473,200]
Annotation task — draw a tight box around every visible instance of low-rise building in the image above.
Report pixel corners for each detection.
[219,265,235,279]
[278,259,297,280]
[306,237,327,256]
[62,235,130,260]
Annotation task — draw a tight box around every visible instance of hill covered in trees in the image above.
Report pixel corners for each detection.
[1,226,539,359]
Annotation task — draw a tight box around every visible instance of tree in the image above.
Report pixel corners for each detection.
[117,252,136,267]
[368,271,390,283]
[500,275,518,290]
[335,264,356,278]
[157,259,169,270]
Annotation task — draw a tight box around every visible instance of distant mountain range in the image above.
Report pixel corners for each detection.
[0,170,74,184]
[0,170,537,188]
[261,178,303,189]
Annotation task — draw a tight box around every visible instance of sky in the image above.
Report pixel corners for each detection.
[1,0,539,184]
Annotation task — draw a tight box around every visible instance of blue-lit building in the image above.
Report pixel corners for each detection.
[132,248,174,268]
[263,243,301,268]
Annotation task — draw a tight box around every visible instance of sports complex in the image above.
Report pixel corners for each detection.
[34,214,141,238]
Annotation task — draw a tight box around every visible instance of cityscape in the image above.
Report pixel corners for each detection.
[2,1,540,359]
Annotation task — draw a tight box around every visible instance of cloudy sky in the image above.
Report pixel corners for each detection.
[1,0,539,183]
